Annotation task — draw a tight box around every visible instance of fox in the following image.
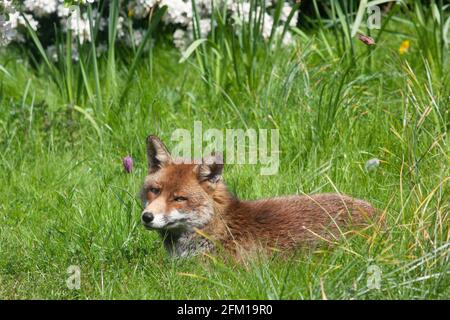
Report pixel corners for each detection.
[141,135,377,259]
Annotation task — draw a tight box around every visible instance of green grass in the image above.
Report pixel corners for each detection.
[0,11,449,298]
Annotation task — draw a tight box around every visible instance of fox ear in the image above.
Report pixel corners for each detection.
[146,135,172,173]
[197,153,224,183]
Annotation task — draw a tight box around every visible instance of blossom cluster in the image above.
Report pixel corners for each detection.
[0,0,298,56]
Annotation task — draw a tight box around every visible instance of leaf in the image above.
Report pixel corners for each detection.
[351,0,368,37]
[73,105,102,139]
[444,16,450,47]
[179,38,208,63]
[0,65,12,78]
[430,3,441,25]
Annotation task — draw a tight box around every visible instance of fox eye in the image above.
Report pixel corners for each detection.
[174,196,188,202]
[149,187,160,194]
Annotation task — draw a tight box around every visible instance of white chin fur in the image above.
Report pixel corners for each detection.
[150,210,186,229]
[150,214,169,229]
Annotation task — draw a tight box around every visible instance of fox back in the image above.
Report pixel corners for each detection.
[141,135,377,258]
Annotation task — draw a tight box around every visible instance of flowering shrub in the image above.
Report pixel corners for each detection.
[0,0,298,57]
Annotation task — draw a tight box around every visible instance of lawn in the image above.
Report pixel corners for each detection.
[0,1,448,299]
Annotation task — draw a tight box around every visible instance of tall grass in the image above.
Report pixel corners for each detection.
[22,2,166,119]
[0,1,448,299]
[406,0,449,77]
[180,0,300,95]
[310,0,402,69]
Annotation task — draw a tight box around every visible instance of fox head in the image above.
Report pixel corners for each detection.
[140,135,225,232]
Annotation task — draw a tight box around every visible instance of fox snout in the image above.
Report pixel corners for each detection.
[141,211,154,223]
[141,209,189,230]
[140,208,164,229]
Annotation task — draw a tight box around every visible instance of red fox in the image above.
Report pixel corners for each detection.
[141,135,377,258]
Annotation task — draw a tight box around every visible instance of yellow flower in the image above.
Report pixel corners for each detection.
[399,40,410,55]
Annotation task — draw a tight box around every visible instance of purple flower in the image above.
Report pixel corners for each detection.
[357,33,376,46]
[123,155,133,173]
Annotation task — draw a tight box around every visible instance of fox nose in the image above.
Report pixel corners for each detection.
[142,212,154,224]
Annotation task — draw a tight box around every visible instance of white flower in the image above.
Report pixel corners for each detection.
[128,0,159,19]
[24,0,58,17]
[365,158,381,172]
[116,16,125,39]
[190,18,212,37]
[1,0,14,13]
[71,43,79,60]
[46,44,58,61]
[2,11,38,43]
[57,0,71,18]
[280,3,297,27]
[7,11,38,31]
[67,10,91,44]
[230,1,251,23]
[161,0,193,26]
[126,28,145,47]
[73,0,96,4]
[66,9,104,44]
[281,30,293,46]
[173,28,188,49]
[1,0,296,51]
[195,0,213,16]
[261,13,273,39]
[133,29,144,46]
[0,14,16,46]
[0,1,19,45]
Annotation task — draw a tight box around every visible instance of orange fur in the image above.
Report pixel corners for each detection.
[141,135,377,258]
